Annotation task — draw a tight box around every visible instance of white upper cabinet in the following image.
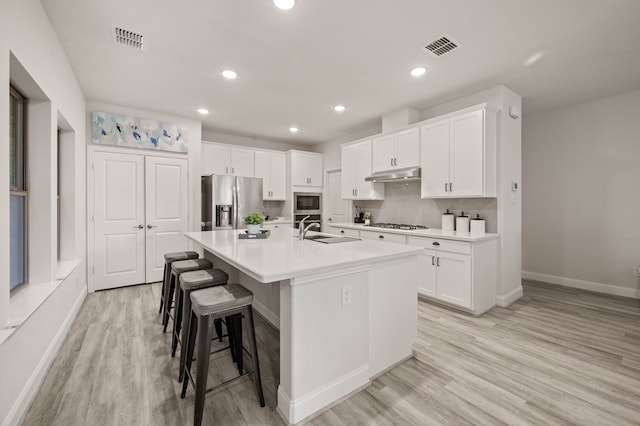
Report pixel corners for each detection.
[372,127,420,172]
[291,151,323,187]
[420,105,497,198]
[202,142,255,177]
[254,150,286,200]
[341,140,384,200]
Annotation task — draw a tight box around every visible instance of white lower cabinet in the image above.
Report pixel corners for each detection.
[327,225,498,315]
[408,236,496,315]
[328,226,360,238]
[359,229,407,244]
[262,223,292,230]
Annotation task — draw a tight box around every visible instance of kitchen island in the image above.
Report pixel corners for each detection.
[185,227,422,424]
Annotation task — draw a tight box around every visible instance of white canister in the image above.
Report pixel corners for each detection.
[470,214,485,235]
[456,212,470,233]
[442,209,455,231]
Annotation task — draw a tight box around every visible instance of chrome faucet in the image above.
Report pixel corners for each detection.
[299,215,320,240]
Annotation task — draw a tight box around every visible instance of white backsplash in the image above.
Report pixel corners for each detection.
[353,181,498,233]
[263,200,286,220]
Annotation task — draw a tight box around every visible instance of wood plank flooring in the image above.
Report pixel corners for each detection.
[22,280,640,425]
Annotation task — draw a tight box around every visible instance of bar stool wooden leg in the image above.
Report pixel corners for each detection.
[181,311,198,397]
[244,307,265,407]
[163,272,177,333]
[194,314,214,426]
[171,285,184,357]
[159,263,167,314]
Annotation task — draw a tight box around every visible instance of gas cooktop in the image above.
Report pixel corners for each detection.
[366,223,429,230]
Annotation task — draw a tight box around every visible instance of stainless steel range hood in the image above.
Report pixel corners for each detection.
[365,166,421,183]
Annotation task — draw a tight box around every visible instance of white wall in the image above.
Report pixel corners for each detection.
[87,102,203,256]
[313,85,523,306]
[522,89,640,297]
[0,0,87,424]
[311,123,382,170]
[203,129,310,152]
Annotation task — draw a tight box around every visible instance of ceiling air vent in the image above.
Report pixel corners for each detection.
[423,36,459,57]
[112,26,144,51]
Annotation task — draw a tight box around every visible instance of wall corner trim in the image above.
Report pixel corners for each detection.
[3,287,87,426]
[495,285,523,307]
[521,271,640,300]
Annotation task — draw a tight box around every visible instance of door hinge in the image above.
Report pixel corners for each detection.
[92,214,95,222]
[92,266,95,274]
[91,163,94,171]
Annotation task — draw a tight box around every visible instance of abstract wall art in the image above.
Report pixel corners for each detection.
[91,112,189,153]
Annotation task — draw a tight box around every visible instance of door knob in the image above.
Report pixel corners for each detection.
[147,224,158,229]
[133,224,144,229]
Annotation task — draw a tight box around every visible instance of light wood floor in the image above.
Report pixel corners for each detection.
[23,280,640,425]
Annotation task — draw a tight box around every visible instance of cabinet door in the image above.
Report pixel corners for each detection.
[230,147,254,177]
[270,152,286,200]
[359,230,407,244]
[394,127,420,169]
[254,151,271,198]
[354,141,374,199]
[421,121,450,198]
[307,154,323,186]
[450,110,483,196]
[436,251,472,308]
[291,153,308,186]
[341,145,357,199]
[417,248,437,298]
[202,144,230,175]
[371,134,396,172]
[329,227,360,238]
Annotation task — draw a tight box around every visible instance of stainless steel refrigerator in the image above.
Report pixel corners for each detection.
[201,175,263,230]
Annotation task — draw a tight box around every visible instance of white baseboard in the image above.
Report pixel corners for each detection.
[277,364,370,424]
[3,287,87,426]
[496,285,524,307]
[522,271,640,299]
[252,298,279,330]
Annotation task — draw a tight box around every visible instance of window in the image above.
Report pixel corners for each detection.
[10,85,27,290]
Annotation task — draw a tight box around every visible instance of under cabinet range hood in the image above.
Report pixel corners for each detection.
[365,166,421,183]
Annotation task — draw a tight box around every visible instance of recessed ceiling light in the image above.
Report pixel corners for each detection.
[197,108,210,115]
[221,69,237,79]
[289,127,299,133]
[334,105,346,112]
[273,0,295,10]
[410,67,427,77]
[523,51,545,67]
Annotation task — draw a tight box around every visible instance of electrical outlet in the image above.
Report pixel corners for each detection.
[633,266,640,277]
[341,286,352,306]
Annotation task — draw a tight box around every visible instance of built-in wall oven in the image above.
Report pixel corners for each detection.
[293,192,322,230]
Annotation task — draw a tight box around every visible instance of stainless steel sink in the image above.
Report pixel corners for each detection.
[305,235,360,244]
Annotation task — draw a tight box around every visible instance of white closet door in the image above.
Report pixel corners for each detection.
[94,151,146,290]
[145,156,189,283]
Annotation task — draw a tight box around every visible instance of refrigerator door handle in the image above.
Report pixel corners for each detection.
[233,179,239,229]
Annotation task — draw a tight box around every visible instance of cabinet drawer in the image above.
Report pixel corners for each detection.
[329,227,360,238]
[262,223,291,230]
[407,236,471,255]
[360,230,407,244]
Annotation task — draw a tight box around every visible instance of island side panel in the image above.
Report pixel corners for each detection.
[368,254,419,377]
[202,250,281,329]
[278,266,371,424]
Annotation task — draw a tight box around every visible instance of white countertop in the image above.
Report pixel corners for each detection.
[263,218,292,225]
[328,222,499,242]
[185,227,422,283]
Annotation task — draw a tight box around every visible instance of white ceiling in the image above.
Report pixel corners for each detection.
[41,0,640,145]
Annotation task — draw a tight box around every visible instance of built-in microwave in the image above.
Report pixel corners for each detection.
[293,192,322,214]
